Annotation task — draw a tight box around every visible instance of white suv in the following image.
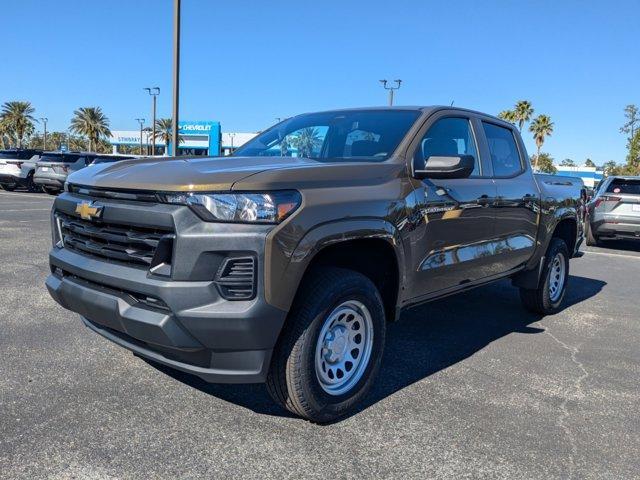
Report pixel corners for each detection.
[0,149,43,192]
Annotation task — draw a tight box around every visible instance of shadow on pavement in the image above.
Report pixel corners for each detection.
[592,239,640,253]
[144,275,606,421]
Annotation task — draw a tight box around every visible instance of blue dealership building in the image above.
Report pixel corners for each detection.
[109,120,256,156]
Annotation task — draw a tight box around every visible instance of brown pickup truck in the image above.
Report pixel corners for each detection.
[46,106,583,422]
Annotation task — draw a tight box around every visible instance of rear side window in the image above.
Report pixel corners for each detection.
[482,122,523,177]
[606,178,640,195]
[416,117,480,175]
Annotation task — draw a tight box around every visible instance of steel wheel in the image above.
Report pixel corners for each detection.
[548,252,566,302]
[314,300,374,396]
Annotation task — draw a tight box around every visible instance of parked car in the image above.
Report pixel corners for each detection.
[0,149,43,191]
[45,106,583,422]
[34,152,132,195]
[586,176,640,245]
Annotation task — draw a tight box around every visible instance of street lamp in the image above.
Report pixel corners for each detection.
[229,133,236,155]
[135,118,145,155]
[171,0,181,157]
[39,117,48,151]
[144,87,160,155]
[379,79,402,106]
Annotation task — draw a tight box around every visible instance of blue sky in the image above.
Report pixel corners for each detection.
[3,0,639,165]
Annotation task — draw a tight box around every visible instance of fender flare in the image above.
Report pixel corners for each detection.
[265,218,406,313]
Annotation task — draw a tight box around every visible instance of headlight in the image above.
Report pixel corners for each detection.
[161,190,301,223]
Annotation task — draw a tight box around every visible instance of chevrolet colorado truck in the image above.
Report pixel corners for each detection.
[46,107,583,422]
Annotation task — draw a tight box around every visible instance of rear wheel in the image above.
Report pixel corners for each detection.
[267,267,386,423]
[1,183,16,191]
[43,187,60,196]
[26,172,42,193]
[520,238,569,315]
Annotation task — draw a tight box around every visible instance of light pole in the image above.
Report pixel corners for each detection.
[229,133,236,155]
[135,118,145,155]
[39,117,48,150]
[379,79,402,106]
[171,0,181,157]
[144,87,160,155]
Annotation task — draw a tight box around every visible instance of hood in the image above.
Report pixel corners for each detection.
[66,156,325,192]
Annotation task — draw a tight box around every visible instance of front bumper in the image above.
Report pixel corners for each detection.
[46,192,288,383]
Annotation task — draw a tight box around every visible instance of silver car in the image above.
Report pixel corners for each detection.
[586,176,640,245]
[34,152,133,195]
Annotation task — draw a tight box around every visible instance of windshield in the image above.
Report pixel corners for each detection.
[234,110,421,161]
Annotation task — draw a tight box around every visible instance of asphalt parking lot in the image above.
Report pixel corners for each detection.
[1,190,639,479]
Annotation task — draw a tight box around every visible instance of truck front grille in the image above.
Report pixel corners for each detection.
[57,212,173,268]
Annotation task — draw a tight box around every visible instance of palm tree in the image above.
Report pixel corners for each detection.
[150,118,183,155]
[0,101,36,147]
[70,107,111,152]
[0,119,11,149]
[514,100,534,132]
[294,128,322,158]
[498,110,517,125]
[529,114,554,170]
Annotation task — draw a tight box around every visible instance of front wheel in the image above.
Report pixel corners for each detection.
[267,267,386,423]
[1,183,16,191]
[520,238,569,315]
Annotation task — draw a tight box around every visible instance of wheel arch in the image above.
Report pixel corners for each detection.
[266,219,405,322]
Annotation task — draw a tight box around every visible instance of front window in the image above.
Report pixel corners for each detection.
[234,110,421,161]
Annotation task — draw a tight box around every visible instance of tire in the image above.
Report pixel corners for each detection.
[267,267,386,423]
[520,238,569,315]
[26,172,42,193]
[43,187,60,196]
[1,183,16,191]
[585,221,600,247]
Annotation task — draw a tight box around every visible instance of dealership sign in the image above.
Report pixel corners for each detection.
[110,120,221,154]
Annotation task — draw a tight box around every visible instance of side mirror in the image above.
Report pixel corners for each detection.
[414,155,475,179]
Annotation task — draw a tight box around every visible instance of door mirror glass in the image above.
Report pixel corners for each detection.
[414,155,475,179]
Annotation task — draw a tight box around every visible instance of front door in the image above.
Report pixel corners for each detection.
[406,113,498,300]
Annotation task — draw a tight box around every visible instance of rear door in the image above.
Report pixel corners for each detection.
[481,120,539,272]
[406,111,498,299]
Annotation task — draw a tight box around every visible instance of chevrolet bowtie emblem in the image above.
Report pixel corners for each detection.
[75,201,103,220]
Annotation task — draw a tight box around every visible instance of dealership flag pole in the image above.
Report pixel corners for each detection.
[172,0,181,156]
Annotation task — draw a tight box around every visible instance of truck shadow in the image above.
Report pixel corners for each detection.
[145,275,605,422]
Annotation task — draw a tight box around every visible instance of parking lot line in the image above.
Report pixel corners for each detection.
[0,208,52,212]
[0,192,54,200]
